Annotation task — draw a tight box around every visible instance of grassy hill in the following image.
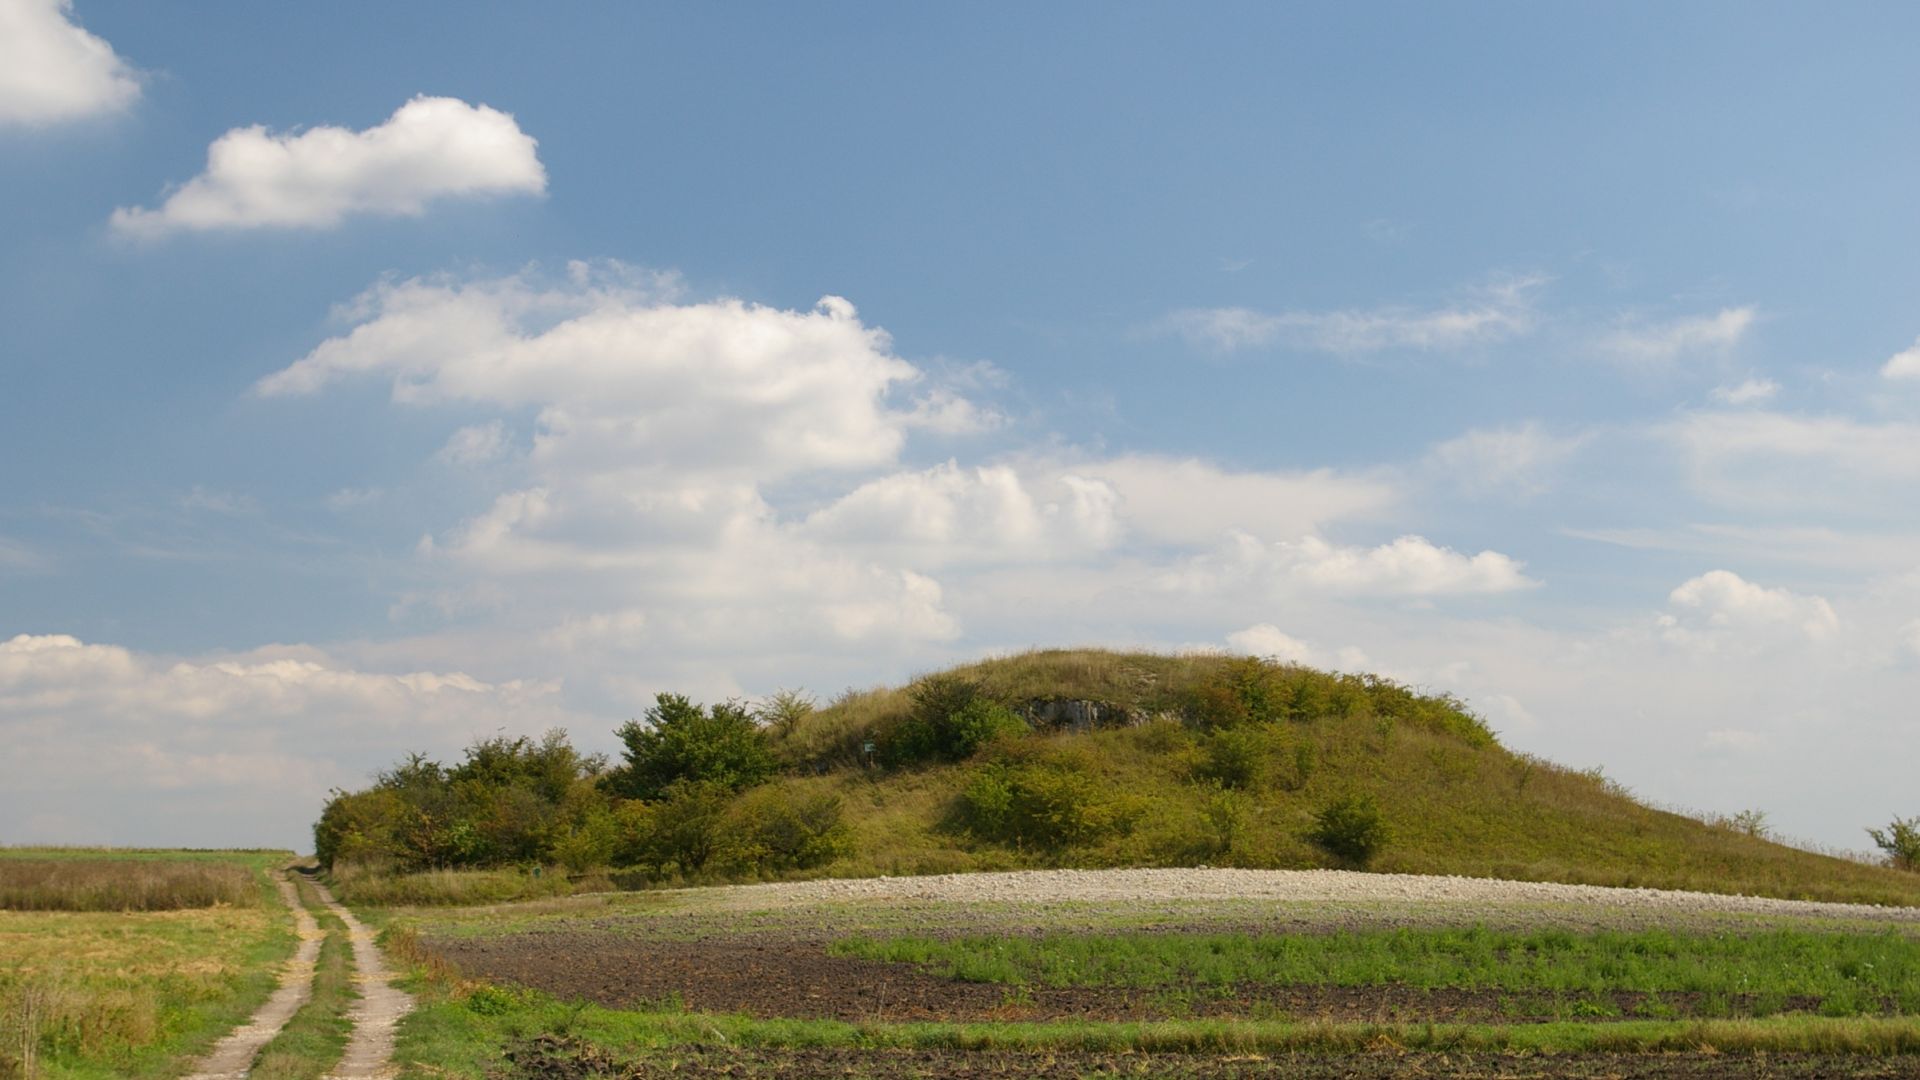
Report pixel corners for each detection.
[741,649,1916,906]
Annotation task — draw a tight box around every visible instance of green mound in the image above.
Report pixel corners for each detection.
[317,649,1920,907]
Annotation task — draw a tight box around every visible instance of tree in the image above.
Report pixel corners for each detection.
[605,694,776,801]
[1868,815,1920,871]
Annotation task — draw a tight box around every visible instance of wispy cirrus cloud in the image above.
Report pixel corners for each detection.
[1710,376,1779,405]
[1160,276,1542,355]
[1423,422,1590,499]
[112,95,546,237]
[1599,306,1756,367]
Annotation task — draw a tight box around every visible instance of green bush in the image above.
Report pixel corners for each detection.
[634,780,741,876]
[1196,727,1268,789]
[733,789,854,872]
[881,676,1028,766]
[605,694,776,801]
[1310,793,1390,866]
[551,810,618,874]
[958,753,1143,849]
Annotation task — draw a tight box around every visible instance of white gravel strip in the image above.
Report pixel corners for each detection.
[697,867,1920,923]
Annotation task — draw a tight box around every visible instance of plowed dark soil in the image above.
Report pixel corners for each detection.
[496,1035,1920,1079]
[430,932,1826,1023]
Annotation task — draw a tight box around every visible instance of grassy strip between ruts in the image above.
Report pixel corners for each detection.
[832,927,1920,1011]
[0,851,295,1079]
[246,875,357,1080]
[392,981,1920,1079]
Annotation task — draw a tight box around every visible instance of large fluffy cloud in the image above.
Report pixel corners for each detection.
[248,265,1523,710]
[112,95,545,236]
[261,265,914,478]
[0,633,571,847]
[0,0,139,127]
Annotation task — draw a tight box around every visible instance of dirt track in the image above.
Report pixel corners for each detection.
[181,869,411,1079]
[310,877,410,1079]
[181,872,321,1080]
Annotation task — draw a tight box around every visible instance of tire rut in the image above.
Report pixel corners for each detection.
[311,878,413,1079]
[181,870,322,1080]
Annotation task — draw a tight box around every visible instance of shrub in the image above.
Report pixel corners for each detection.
[734,789,854,872]
[605,695,776,801]
[958,754,1143,848]
[1310,793,1390,866]
[882,676,1028,766]
[1722,809,1771,840]
[1196,727,1267,789]
[1202,787,1252,860]
[634,780,742,876]
[1868,815,1920,871]
[551,811,618,874]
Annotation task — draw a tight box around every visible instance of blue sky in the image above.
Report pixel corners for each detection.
[3,1,1918,852]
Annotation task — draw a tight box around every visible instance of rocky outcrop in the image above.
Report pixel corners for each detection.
[1018,698,1149,733]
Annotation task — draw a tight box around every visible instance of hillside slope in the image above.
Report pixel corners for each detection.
[753,649,1916,906]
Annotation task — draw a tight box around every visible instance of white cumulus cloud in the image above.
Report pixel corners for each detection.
[260,264,918,480]
[0,0,140,127]
[112,95,545,237]
[1882,337,1920,381]
[1660,570,1839,646]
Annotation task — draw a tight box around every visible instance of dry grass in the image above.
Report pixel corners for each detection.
[0,859,258,913]
[327,863,588,908]
[0,850,292,1078]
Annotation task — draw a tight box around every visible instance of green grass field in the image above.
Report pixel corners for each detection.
[838,927,1920,1014]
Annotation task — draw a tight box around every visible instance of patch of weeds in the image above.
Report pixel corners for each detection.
[1632,995,1681,1020]
[462,983,541,1017]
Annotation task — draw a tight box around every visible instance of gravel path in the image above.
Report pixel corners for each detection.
[311,879,411,1080]
[181,871,322,1080]
[696,867,1920,923]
